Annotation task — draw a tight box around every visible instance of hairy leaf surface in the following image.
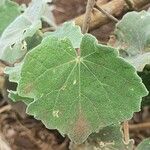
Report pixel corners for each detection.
[0,0,46,62]
[18,34,147,143]
[45,22,83,48]
[115,11,150,71]
[1,42,27,64]
[0,0,20,34]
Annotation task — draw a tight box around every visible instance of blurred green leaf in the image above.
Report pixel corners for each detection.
[0,0,49,63]
[42,1,56,27]
[1,41,27,64]
[5,62,22,83]
[137,138,150,150]
[0,0,20,34]
[45,22,83,48]
[88,125,134,150]
[115,11,150,71]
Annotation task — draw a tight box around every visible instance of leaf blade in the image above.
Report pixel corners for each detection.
[18,34,147,143]
[45,22,83,48]
[0,0,20,34]
[115,11,150,71]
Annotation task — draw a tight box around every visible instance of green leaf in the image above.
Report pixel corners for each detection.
[87,125,134,150]
[0,0,47,62]
[42,1,56,27]
[1,41,27,64]
[0,0,6,6]
[0,0,20,34]
[5,62,22,83]
[136,138,150,150]
[127,53,150,72]
[9,90,33,105]
[0,15,41,52]
[17,34,147,143]
[26,32,43,51]
[24,0,45,22]
[115,11,150,71]
[5,63,33,105]
[70,125,134,150]
[45,22,83,48]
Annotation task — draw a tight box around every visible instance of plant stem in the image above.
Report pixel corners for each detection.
[124,0,134,10]
[94,4,119,23]
[123,121,130,144]
[82,0,96,34]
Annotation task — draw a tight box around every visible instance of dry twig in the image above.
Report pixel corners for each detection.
[75,0,150,31]
[0,105,11,114]
[94,4,119,23]
[0,134,11,150]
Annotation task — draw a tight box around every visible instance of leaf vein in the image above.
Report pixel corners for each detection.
[81,62,111,103]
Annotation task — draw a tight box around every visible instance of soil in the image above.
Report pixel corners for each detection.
[0,0,150,150]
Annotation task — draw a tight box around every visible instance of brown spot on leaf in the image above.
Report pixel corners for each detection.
[73,111,90,140]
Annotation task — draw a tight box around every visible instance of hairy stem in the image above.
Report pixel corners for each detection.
[82,0,96,34]
[123,121,130,144]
